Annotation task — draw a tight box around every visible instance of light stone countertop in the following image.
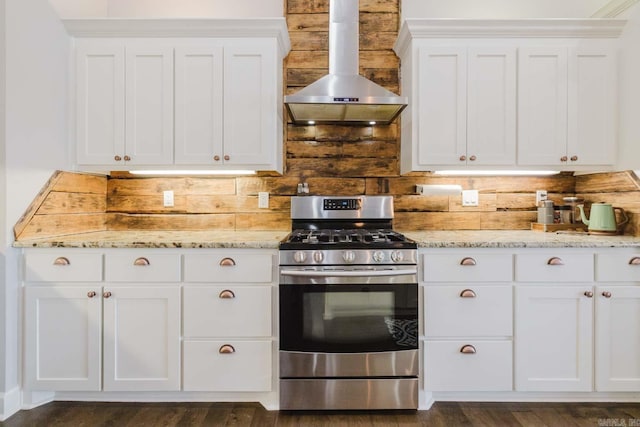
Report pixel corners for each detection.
[401,230,640,248]
[12,230,289,249]
[12,229,640,249]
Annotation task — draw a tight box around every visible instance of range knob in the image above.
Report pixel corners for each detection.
[342,250,356,263]
[372,251,385,263]
[293,251,307,263]
[312,251,324,263]
[390,251,404,263]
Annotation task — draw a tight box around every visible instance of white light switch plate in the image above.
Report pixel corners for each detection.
[258,192,269,209]
[462,190,479,207]
[536,190,548,204]
[163,190,174,207]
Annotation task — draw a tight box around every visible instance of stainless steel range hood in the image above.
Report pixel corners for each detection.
[284,0,407,126]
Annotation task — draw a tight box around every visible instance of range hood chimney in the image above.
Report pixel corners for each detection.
[284,0,407,126]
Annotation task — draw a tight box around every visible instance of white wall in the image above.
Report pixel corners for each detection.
[617,3,640,170]
[48,0,107,17]
[1,0,69,420]
[49,0,283,18]
[401,0,609,19]
[0,0,7,408]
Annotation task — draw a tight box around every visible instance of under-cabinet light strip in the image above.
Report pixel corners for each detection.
[433,170,560,176]
[129,170,257,176]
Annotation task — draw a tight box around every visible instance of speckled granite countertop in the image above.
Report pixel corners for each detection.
[12,231,288,249]
[401,230,640,248]
[12,229,640,249]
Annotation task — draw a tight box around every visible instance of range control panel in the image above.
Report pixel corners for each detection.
[323,198,361,210]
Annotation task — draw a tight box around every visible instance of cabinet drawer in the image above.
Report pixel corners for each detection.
[183,286,272,337]
[596,252,640,282]
[515,253,593,282]
[423,253,512,282]
[184,252,273,283]
[24,252,103,282]
[183,340,272,392]
[424,340,513,391]
[424,286,512,337]
[104,253,181,282]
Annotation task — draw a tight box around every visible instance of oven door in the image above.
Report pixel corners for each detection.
[279,266,418,354]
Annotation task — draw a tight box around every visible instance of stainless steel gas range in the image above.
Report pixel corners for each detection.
[278,195,419,410]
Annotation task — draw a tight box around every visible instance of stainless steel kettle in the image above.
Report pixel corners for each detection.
[577,203,628,234]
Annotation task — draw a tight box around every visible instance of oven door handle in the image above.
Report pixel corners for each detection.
[280,268,417,278]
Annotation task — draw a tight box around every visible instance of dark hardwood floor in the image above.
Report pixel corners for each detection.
[3,401,640,426]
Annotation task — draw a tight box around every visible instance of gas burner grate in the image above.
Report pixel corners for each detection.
[285,229,409,245]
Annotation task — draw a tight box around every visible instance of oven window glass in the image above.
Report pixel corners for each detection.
[280,284,418,353]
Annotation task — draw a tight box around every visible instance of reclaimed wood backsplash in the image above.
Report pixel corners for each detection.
[576,171,640,236]
[14,171,107,240]
[13,0,640,239]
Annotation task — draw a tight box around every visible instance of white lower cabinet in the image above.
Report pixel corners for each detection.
[181,285,273,392]
[514,249,640,393]
[181,251,275,392]
[24,286,103,391]
[515,285,593,391]
[183,340,272,392]
[102,286,181,391]
[595,286,640,391]
[23,249,276,396]
[24,284,181,392]
[425,341,512,391]
[422,250,513,392]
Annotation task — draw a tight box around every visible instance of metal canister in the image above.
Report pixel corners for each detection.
[537,200,555,224]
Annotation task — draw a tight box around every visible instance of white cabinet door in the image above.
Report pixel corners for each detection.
[174,46,224,165]
[595,286,640,391]
[518,46,616,167]
[466,47,516,166]
[124,47,174,166]
[76,45,125,165]
[223,40,278,167]
[416,46,467,166]
[413,46,515,168]
[103,286,180,391]
[76,45,173,167]
[567,48,616,166]
[517,47,569,166]
[515,285,593,391]
[24,286,102,391]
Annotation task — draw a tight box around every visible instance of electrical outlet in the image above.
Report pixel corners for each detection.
[536,190,548,204]
[258,192,269,209]
[462,190,479,207]
[163,190,174,207]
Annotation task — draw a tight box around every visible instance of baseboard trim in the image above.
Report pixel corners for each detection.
[431,391,640,402]
[0,386,21,422]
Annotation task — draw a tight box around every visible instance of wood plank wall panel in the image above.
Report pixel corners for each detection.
[14,171,107,240]
[575,171,640,236]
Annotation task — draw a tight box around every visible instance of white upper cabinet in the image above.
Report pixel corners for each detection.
[67,19,290,172]
[467,47,517,166]
[174,45,224,165]
[403,43,516,171]
[518,46,617,167]
[75,45,126,166]
[125,47,175,166]
[394,19,625,173]
[517,47,568,166]
[222,40,279,167]
[76,43,175,166]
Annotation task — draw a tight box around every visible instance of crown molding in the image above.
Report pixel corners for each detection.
[394,19,627,56]
[62,18,291,55]
[592,0,639,18]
